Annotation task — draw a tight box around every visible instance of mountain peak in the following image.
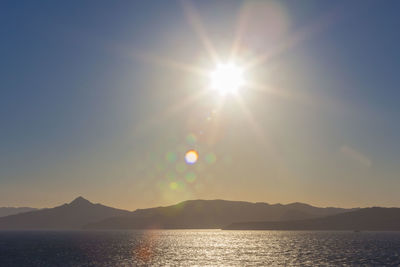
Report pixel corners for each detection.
[69,196,92,206]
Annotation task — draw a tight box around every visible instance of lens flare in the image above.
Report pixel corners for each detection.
[165,152,177,163]
[185,150,199,164]
[169,182,179,190]
[185,172,197,183]
[205,152,217,164]
[186,133,197,145]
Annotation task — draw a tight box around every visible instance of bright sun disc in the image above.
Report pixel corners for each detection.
[210,63,244,95]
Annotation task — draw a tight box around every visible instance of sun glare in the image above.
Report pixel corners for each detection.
[210,63,244,96]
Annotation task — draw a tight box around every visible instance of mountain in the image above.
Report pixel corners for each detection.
[224,207,400,231]
[0,197,130,230]
[85,199,354,229]
[0,207,37,218]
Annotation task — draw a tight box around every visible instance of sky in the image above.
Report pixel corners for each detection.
[1,0,400,210]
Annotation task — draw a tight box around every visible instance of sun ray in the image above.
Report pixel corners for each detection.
[125,1,346,151]
[244,5,343,71]
[234,95,268,148]
[130,50,209,77]
[205,93,227,145]
[245,81,294,100]
[180,0,220,65]
[229,2,248,61]
[234,94,289,178]
[131,89,208,138]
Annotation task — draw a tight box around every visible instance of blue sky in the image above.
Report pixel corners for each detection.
[1,0,400,209]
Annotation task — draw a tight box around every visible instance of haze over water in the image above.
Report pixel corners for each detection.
[1,230,400,266]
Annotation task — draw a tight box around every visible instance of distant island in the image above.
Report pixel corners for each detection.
[0,197,399,231]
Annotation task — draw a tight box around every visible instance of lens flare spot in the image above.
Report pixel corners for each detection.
[133,243,153,263]
[169,181,185,191]
[205,153,217,164]
[186,134,197,145]
[165,152,177,163]
[169,182,178,190]
[185,150,199,165]
[185,172,197,183]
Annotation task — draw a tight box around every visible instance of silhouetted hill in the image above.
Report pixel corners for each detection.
[85,199,354,229]
[0,207,37,218]
[224,207,400,230]
[0,197,130,230]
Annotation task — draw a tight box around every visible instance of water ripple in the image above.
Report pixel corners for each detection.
[1,230,400,266]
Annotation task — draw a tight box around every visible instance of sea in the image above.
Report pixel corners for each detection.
[1,230,400,266]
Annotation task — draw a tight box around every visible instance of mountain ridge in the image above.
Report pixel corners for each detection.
[0,207,37,218]
[6,197,398,231]
[0,197,130,230]
[84,199,355,230]
[224,207,400,231]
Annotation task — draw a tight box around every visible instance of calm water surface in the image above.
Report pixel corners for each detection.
[1,230,400,266]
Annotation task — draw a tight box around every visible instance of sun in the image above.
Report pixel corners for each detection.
[210,63,244,96]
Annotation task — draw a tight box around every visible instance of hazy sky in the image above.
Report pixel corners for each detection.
[1,0,400,210]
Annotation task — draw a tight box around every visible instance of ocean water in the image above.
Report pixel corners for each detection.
[1,230,400,266]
